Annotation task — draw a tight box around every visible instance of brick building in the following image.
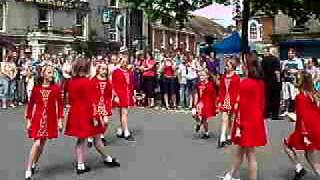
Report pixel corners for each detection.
[151,15,227,55]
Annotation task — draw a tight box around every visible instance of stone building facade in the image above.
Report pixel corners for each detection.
[0,0,144,60]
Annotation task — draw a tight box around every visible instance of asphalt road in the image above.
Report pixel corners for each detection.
[0,107,318,180]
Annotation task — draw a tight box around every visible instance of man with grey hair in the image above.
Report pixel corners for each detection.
[261,47,282,120]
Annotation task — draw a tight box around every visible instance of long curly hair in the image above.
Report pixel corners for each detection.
[297,71,320,106]
[34,65,55,86]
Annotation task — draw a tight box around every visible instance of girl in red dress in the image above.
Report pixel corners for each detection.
[192,70,217,139]
[112,55,136,142]
[24,65,64,180]
[87,62,113,148]
[217,59,240,148]
[283,71,320,180]
[222,53,267,180]
[64,58,119,175]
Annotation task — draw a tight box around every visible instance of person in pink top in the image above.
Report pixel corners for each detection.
[141,52,156,107]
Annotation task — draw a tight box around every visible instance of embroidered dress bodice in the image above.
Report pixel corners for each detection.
[97,81,108,116]
[223,75,232,111]
[37,88,51,137]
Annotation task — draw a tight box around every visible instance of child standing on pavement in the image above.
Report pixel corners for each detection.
[24,65,64,180]
[217,59,240,148]
[193,70,217,139]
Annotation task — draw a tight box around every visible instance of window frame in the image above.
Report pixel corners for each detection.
[38,8,52,30]
[0,3,6,32]
[75,12,88,39]
[249,22,258,40]
[110,0,119,8]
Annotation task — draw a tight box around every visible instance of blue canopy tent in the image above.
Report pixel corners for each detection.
[213,32,241,54]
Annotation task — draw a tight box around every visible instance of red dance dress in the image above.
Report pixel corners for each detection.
[217,73,240,112]
[26,84,64,140]
[64,77,104,138]
[285,92,320,150]
[231,78,267,147]
[112,68,135,108]
[196,81,217,120]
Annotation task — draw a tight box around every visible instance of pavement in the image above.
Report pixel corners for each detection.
[0,107,319,180]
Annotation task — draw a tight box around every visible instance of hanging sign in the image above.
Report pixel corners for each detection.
[102,9,113,24]
[16,0,89,10]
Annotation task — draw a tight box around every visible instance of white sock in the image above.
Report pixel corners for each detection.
[25,170,32,178]
[227,135,231,140]
[117,128,123,136]
[124,129,130,137]
[223,173,232,180]
[77,163,85,170]
[104,155,113,162]
[88,138,93,143]
[205,131,209,136]
[220,132,226,142]
[221,125,227,142]
[296,163,303,173]
[100,134,105,139]
[31,163,36,168]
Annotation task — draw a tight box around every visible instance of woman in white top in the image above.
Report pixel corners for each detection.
[186,56,200,109]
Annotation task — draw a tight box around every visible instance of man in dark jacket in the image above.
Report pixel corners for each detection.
[261,47,282,120]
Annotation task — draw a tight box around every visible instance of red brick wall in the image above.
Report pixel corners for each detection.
[262,17,274,43]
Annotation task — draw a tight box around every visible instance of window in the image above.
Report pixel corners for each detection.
[76,12,85,36]
[39,9,49,30]
[110,0,118,7]
[249,22,257,40]
[0,3,5,32]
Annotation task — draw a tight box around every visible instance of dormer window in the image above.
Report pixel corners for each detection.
[110,0,119,8]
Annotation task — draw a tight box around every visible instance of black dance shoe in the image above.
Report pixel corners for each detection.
[25,177,32,180]
[195,124,201,133]
[117,133,124,138]
[293,168,307,180]
[125,134,136,142]
[87,141,93,148]
[218,140,228,148]
[104,157,120,167]
[76,166,91,175]
[201,134,210,139]
[226,139,233,145]
[101,137,107,146]
[31,165,39,175]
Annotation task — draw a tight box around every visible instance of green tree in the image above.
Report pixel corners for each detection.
[124,0,207,27]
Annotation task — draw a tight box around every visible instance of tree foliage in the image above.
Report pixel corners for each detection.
[124,0,320,52]
[124,0,209,27]
[214,0,320,23]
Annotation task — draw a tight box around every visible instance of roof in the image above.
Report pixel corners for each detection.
[152,16,228,39]
[186,15,228,39]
